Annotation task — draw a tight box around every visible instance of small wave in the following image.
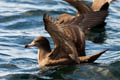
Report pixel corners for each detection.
[10,58,37,69]
[0,73,52,80]
[0,64,19,69]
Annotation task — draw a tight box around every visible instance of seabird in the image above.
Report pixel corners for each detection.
[57,0,112,31]
[24,14,108,66]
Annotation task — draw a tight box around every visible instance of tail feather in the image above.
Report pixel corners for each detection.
[87,49,109,63]
[79,49,109,63]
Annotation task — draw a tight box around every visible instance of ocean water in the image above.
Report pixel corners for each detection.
[0,0,120,80]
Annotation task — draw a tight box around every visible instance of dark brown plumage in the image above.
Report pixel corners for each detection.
[24,36,108,66]
[24,14,108,66]
[57,0,112,31]
[55,10,108,55]
[92,0,112,11]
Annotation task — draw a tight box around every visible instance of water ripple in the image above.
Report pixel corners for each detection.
[0,0,120,80]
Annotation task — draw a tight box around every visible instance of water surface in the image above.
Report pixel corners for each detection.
[0,0,120,80]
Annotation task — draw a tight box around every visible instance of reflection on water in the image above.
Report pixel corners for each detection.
[86,26,107,43]
[0,0,120,80]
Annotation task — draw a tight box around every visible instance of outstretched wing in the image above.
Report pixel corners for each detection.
[64,0,92,16]
[57,0,92,24]
[43,14,80,63]
[69,10,108,31]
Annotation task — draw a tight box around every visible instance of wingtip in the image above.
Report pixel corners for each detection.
[43,13,55,23]
[64,0,91,15]
[99,49,109,54]
[100,2,109,11]
[104,49,109,52]
[43,13,49,20]
[79,49,109,63]
[88,49,109,63]
[92,0,112,11]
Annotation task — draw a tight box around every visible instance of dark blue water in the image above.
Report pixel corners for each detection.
[0,0,120,80]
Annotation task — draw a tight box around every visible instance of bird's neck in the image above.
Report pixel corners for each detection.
[38,46,51,65]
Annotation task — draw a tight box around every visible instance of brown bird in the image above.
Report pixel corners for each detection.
[24,14,108,66]
[56,9,108,55]
[57,0,112,31]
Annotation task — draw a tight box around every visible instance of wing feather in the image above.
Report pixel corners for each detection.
[64,0,92,16]
[92,0,111,11]
[43,14,79,63]
[70,10,108,31]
